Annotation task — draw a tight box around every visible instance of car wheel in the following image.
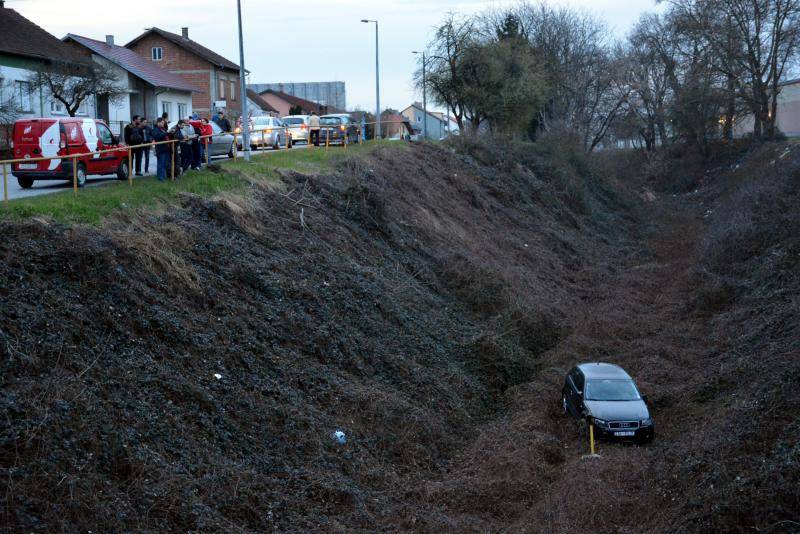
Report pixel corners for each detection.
[116,160,129,181]
[76,163,87,188]
[228,141,236,159]
[273,137,280,150]
[17,176,34,189]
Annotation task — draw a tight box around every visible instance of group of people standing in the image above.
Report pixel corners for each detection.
[123,111,232,182]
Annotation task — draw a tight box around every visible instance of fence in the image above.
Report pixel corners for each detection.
[1,120,405,205]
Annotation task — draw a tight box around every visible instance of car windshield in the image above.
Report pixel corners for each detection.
[320,117,341,125]
[585,379,640,401]
[283,117,305,125]
[254,118,270,126]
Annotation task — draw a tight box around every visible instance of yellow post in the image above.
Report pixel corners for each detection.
[2,162,8,206]
[589,423,596,455]
[171,141,175,181]
[128,146,133,187]
[206,138,210,165]
[72,156,78,196]
[261,130,265,150]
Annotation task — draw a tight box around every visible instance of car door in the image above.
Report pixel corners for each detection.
[94,122,119,174]
[565,368,584,417]
[210,121,225,155]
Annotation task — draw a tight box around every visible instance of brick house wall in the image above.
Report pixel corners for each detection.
[127,33,241,119]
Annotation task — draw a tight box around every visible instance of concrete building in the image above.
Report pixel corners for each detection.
[249,81,345,111]
[64,34,198,133]
[125,27,243,120]
[735,78,800,137]
[401,103,448,140]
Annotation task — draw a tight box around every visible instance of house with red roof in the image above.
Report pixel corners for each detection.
[125,27,243,119]
[64,34,199,131]
[258,89,330,117]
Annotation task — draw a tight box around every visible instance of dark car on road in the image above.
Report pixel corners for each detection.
[562,362,654,443]
[319,114,360,146]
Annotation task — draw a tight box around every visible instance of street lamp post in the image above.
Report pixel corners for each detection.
[412,51,427,140]
[361,19,380,139]
[237,0,250,161]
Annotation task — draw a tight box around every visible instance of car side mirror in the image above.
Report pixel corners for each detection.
[641,394,649,405]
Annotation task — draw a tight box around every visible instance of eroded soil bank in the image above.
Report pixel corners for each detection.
[1,140,797,532]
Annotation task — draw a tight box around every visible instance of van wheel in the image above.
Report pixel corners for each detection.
[116,160,129,181]
[17,176,34,189]
[228,141,236,159]
[75,164,87,188]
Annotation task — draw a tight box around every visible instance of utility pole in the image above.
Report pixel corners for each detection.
[237,0,250,161]
[362,19,381,139]
[413,51,427,139]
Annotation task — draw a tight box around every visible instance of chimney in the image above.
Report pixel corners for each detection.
[105,35,115,46]
[0,1,5,8]
[181,27,189,39]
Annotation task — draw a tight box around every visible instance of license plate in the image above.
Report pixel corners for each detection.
[18,163,37,170]
[614,431,635,437]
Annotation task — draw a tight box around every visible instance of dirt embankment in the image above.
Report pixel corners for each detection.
[1,139,797,532]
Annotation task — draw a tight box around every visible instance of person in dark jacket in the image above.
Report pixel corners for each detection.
[139,118,153,174]
[190,119,202,170]
[152,118,170,181]
[214,111,232,133]
[123,115,140,145]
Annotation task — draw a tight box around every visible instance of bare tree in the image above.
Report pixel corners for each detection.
[414,13,476,133]
[670,0,800,139]
[27,60,124,117]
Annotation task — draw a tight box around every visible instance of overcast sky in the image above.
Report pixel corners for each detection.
[6,0,660,113]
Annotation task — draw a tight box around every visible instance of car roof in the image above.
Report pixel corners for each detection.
[577,362,632,380]
[321,114,350,118]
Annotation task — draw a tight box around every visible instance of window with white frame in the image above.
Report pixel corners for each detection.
[178,103,187,119]
[50,100,65,115]
[230,81,236,101]
[162,101,172,118]
[15,81,33,112]
[218,80,225,99]
[152,47,163,61]
[76,99,88,116]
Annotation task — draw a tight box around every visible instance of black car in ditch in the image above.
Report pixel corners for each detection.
[562,362,654,443]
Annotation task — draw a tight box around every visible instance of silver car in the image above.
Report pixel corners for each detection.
[207,121,237,158]
[281,115,311,143]
[239,116,291,150]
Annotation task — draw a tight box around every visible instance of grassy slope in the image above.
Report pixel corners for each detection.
[0,141,402,225]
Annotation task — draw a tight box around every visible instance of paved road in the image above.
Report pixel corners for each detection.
[2,143,309,201]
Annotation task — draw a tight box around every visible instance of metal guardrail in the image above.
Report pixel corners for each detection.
[1,120,406,205]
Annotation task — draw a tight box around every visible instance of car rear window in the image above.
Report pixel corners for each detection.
[320,117,341,125]
[254,118,270,126]
[585,379,640,401]
[283,117,305,125]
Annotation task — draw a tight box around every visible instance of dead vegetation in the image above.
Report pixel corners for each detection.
[0,138,797,532]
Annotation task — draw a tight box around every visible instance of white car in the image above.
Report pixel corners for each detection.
[281,115,311,144]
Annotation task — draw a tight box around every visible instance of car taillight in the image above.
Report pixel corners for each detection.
[301,124,307,129]
[59,132,67,150]
[266,128,272,133]
[340,125,345,131]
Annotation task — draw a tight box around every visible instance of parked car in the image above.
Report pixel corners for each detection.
[319,114,360,146]
[281,115,311,143]
[10,117,129,188]
[562,362,654,443]
[236,116,291,150]
[207,121,237,158]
